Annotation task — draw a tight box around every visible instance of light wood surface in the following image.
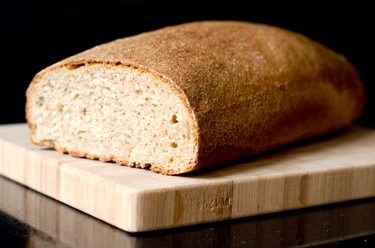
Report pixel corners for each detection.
[2,176,375,247]
[1,124,375,232]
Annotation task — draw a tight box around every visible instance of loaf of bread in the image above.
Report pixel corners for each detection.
[26,21,365,175]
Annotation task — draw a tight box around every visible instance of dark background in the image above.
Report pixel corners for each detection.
[1,1,373,126]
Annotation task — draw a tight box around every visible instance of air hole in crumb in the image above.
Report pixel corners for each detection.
[171,114,178,124]
[68,63,85,70]
[169,158,173,163]
[145,97,150,101]
[58,104,63,112]
[82,108,87,115]
[37,97,44,106]
[136,88,142,93]
[73,93,79,99]
[170,142,177,148]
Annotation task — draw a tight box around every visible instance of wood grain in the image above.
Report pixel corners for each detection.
[1,124,375,232]
[2,176,374,247]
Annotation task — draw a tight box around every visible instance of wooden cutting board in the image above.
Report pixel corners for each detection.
[1,124,375,232]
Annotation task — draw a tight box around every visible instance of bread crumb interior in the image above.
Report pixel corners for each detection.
[29,64,197,173]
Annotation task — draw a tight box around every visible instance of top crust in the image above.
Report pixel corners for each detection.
[26,21,365,174]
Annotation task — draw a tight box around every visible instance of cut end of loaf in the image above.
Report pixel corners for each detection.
[26,63,199,175]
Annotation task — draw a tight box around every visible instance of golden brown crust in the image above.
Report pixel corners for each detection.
[26,21,365,174]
